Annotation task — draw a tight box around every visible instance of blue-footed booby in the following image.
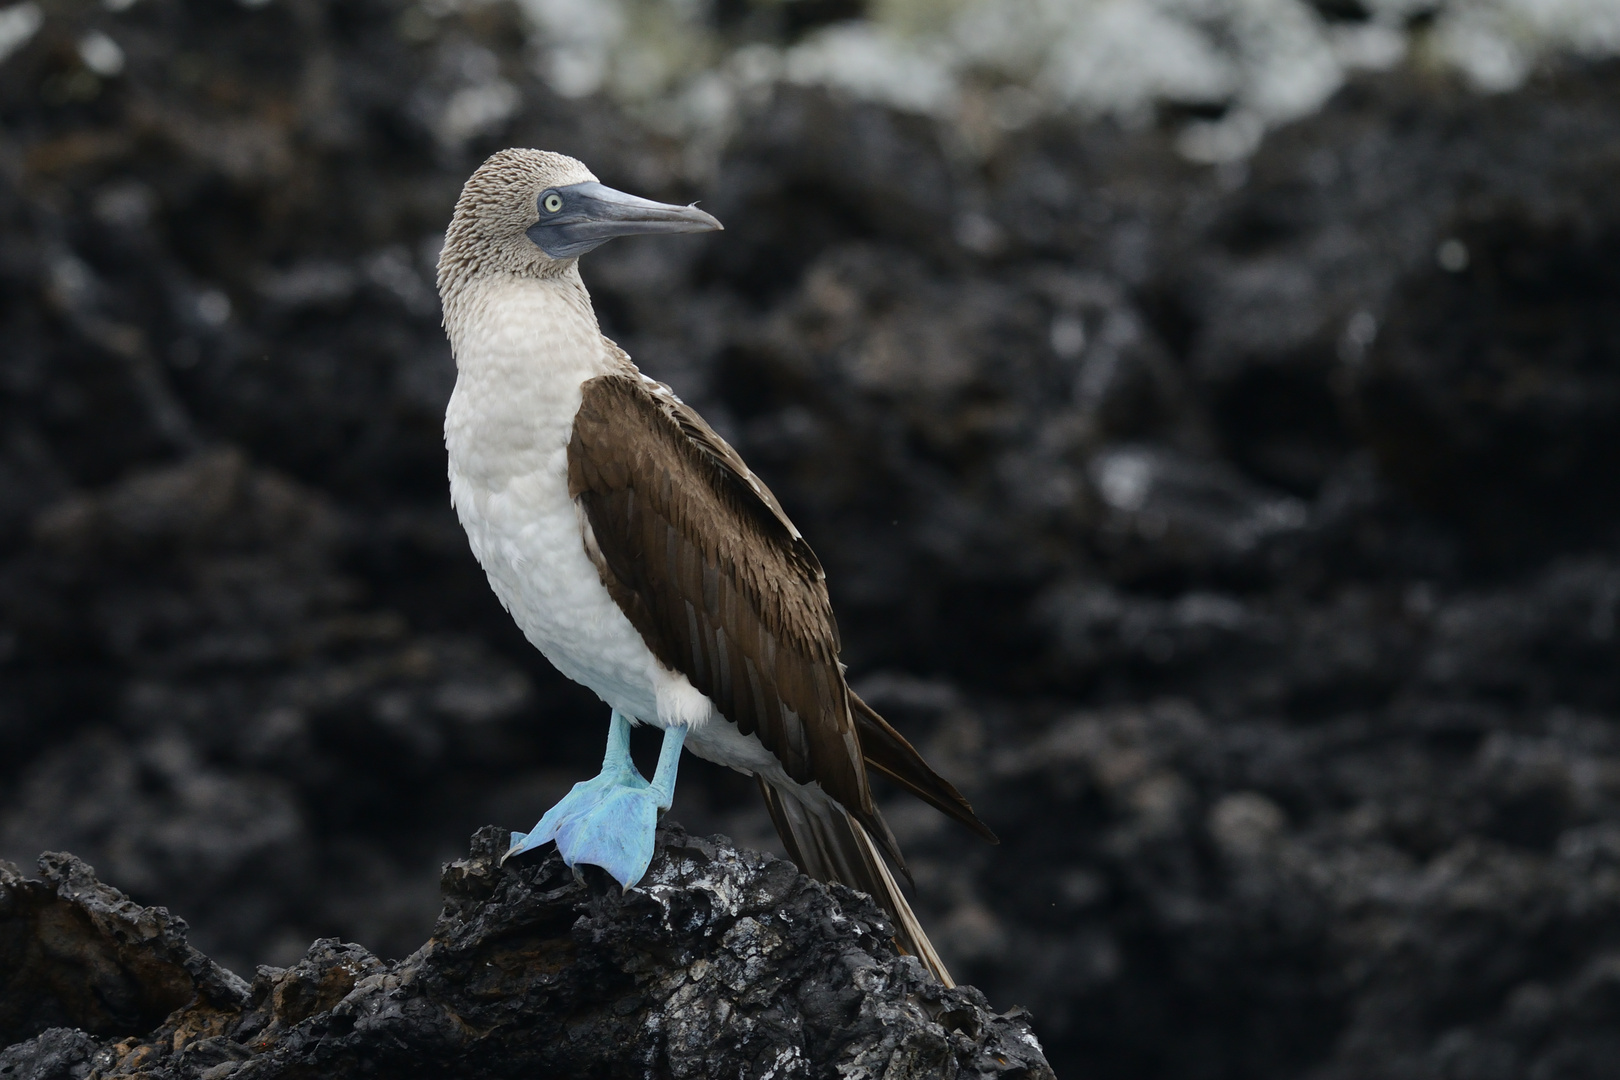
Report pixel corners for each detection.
[437,148,996,985]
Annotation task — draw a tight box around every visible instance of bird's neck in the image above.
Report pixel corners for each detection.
[442,267,622,487]
[443,264,596,358]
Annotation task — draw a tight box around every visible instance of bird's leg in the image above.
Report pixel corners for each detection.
[647,724,687,812]
[502,709,683,890]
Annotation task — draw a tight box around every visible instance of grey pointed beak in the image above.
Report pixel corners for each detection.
[526,181,723,259]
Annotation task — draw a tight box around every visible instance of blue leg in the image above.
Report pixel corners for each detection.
[648,722,686,811]
[503,711,687,890]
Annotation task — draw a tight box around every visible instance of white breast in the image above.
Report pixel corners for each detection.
[443,271,721,738]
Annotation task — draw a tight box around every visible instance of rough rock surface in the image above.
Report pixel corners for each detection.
[0,826,1052,1078]
[4,0,1620,1076]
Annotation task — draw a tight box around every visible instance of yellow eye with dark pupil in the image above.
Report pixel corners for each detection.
[543,193,563,213]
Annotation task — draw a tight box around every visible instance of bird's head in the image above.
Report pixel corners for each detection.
[438,149,722,293]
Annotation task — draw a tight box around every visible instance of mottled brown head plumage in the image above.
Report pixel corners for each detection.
[437,148,598,302]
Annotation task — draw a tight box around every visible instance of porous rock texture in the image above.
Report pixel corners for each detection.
[4,0,1620,1077]
[0,825,1052,1078]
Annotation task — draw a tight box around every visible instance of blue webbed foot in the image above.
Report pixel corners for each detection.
[503,710,686,890]
[512,768,659,888]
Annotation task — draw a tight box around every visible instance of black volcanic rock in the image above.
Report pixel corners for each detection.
[0,851,248,1047]
[0,827,1053,1079]
[0,450,549,973]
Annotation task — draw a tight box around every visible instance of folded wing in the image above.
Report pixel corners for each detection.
[567,368,995,981]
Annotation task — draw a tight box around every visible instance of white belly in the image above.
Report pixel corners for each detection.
[450,453,663,713]
[450,437,796,782]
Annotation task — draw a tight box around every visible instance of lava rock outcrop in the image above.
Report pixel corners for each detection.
[0,826,1052,1079]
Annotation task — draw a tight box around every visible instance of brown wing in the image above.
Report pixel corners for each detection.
[567,372,874,822]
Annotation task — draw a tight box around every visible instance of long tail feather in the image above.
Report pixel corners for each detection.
[849,692,999,844]
[758,778,955,987]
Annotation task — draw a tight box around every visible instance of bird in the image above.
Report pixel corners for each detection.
[436,148,997,986]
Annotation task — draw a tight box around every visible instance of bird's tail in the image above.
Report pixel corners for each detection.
[757,778,955,987]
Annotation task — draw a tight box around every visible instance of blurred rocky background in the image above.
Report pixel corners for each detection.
[2,0,1620,1076]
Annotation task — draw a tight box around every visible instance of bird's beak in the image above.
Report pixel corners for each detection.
[527,181,723,259]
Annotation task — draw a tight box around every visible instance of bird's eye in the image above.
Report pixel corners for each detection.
[543,193,563,213]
